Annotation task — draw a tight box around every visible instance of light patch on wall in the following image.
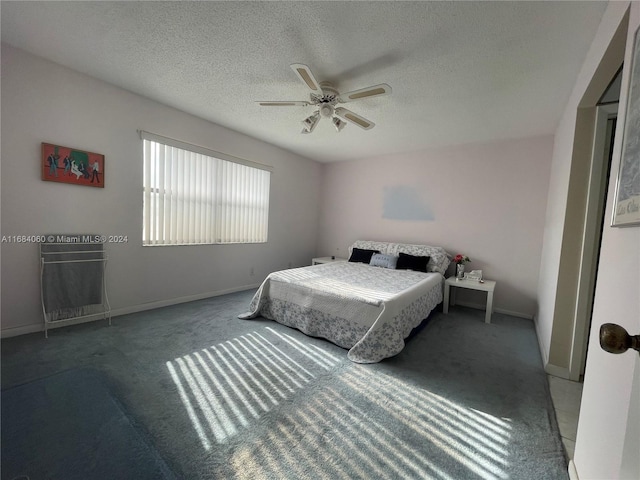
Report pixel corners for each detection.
[383,186,434,221]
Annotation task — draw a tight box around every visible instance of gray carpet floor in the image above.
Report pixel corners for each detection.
[1,289,568,479]
[2,368,176,480]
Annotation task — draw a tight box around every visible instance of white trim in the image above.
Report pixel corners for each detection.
[111,283,261,317]
[453,300,534,320]
[494,307,533,320]
[138,130,273,172]
[0,283,261,338]
[568,460,580,480]
[545,362,572,380]
[534,314,551,366]
[570,103,618,381]
[2,323,48,338]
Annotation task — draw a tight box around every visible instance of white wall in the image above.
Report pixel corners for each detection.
[1,44,322,335]
[572,3,640,478]
[317,136,553,318]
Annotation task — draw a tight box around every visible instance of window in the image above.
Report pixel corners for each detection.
[141,131,271,246]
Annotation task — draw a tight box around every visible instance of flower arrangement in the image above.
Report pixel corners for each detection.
[453,254,470,265]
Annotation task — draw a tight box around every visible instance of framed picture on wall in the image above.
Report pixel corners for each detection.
[41,143,104,188]
[612,26,640,227]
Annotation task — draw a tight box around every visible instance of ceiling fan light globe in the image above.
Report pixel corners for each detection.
[319,105,334,118]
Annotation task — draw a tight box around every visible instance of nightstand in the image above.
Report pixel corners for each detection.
[312,256,348,265]
[443,276,496,323]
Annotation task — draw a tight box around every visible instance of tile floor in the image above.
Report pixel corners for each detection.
[548,375,584,460]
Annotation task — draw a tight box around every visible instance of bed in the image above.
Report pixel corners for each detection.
[239,241,451,363]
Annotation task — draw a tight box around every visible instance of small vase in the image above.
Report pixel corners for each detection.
[456,263,465,280]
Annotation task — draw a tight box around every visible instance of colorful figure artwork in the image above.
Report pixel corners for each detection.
[42,143,104,188]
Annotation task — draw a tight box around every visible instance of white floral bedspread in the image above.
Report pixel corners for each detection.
[238,262,443,363]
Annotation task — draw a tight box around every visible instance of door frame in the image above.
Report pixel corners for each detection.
[568,103,618,381]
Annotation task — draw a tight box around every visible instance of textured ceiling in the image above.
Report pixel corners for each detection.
[1,1,608,163]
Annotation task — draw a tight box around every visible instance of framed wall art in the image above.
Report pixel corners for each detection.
[42,143,104,188]
[612,26,640,227]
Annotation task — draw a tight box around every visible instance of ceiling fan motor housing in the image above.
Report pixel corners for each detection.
[319,81,339,96]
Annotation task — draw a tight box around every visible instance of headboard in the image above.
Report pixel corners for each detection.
[348,240,451,274]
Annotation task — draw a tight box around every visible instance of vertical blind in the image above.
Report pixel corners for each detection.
[142,134,271,246]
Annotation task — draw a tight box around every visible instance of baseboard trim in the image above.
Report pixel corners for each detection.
[1,323,45,338]
[531,319,573,380]
[568,460,580,480]
[111,283,261,318]
[533,314,550,366]
[545,362,571,380]
[495,307,533,320]
[0,283,261,338]
[454,301,533,320]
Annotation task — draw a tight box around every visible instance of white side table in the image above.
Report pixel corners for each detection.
[312,256,348,265]
[443,276,497,323]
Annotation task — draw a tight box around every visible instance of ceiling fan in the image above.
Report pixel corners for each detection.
[257,63,392,134]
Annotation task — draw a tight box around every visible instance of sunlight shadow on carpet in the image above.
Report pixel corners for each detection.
[166,327,340,448]
[166,325,514,479]
[227,369,512,480]
[340,369,512,479]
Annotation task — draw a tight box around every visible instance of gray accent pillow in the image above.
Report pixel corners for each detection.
[369,253,398,269]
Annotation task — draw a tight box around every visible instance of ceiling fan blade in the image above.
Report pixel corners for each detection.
[334,107,375,130]
[256,101,310,106]
[290,63,322,94]
[338,83,392,103]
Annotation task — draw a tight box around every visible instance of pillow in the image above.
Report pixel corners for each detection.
[396,252,430,272]
[391,243,451,274]
[348,248,380,264]
[369,253,398,269]
[349,240,451,273]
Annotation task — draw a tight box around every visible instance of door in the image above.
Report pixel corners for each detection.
[570,109,640,480]
[571,181,640,479]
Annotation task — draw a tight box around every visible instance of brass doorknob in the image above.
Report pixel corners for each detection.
[599,323,640,355]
